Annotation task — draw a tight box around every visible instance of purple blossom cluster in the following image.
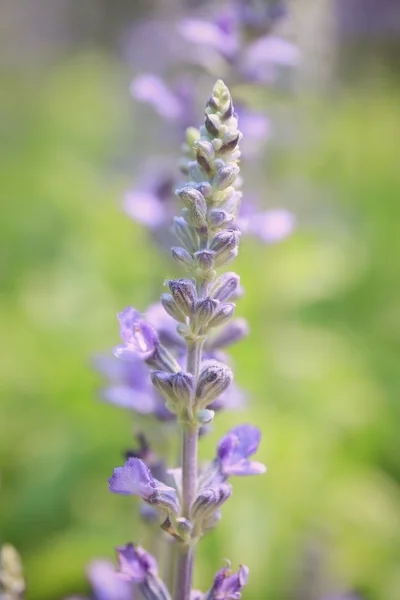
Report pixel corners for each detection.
[126,0,297,249]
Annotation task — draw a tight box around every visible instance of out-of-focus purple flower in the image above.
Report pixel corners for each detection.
[145,303,185,352]
[124,165,175,229]
[131,74,196,132]
[95,354,173,420]
[178,18,239,62]
[204,564,249,600]
[239,205,295,243]
[109,457,180,514]
[237,107,271,157]
[116,544,157,583]
[86,559,133,600]
[116,544,171,600]
[217,424,266,477]
[114,307,159,362]
[131,74,183,121]
[233,0,287,35]
[241,35,300,83]
[247,208,295,242]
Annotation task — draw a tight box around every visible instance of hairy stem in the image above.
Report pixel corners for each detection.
[174,324,205,599]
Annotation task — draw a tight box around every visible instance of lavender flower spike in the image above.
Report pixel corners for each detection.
[114,307,159,361]
[217,424,266,477]
[117,544,171,600]
[109,457,180,514]
[204,564,249,600]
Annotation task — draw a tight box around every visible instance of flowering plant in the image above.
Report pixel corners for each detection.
[103,80,266,600]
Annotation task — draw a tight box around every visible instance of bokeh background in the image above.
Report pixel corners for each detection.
[1,1,400,599]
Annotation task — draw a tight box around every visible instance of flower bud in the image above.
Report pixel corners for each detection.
[205,112,220,136]
[195,140,215,172]
[208,209,234,228]
[176,186,207,210]
[171,371,194,406]
[196,408,215,425]
[208,303,235,328]
[151,371,174,402]
[196,361,233,407]
[161,293,186,323]
[173,217,198,253]
[168,278,196,316]
[194,250,215,271]
[209,318,249,350]
[221,97,234,120]
[213,163,240,190]
[196,181,213,198]
[191,483,232,526]
[193,297,219,329]
[171,247,194,271]
[220,133,240,153]
[211,230,240,268]
[210,272,240,302]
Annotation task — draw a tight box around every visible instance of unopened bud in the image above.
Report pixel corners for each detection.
[161,293,186,323]
[208,209,234,228]
[209,318,249,349]
[194,250,215,272]
[196,408,215,425]
[213,163,240,190]
[173,217,198,253]
[171,247,194,271]
[171,371,194,406]
[191,483,232,524]
[205,112,220,136]
[208,303,235,328]
[168,278,196,316]
[193,297,219,329]
[210,272,240,302]
[196,361,233,407]
[151,371,174,402]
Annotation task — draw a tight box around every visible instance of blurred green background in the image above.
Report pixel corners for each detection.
[1,2,400,599]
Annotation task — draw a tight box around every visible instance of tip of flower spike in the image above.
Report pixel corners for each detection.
[213,79,230,99]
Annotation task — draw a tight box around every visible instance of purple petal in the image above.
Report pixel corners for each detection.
[116,544,157,583]
[102,385,158,413]
[115,307,159,361]
[217,424,266,477]
[225,460,267,477]
[206,564,249,599]
[247,209,295,243]
[131,74,182,120]
[108,458,156,499]
[124,190,166,228]
[86,559,132,600]
[179,19,228,51]
[242,36,300,83]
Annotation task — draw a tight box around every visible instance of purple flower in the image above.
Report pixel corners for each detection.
[217,424,266,477]
[238,203,295,244]
[131,74,183,121]
[116,544,171,600]
[241,35,300,84]
[95,354,173,420]
[109,457,180,514]
[178,18,239,62]
[86,559,133,600]
[116,544,157,583]
[114,307,159,362]
[205,564,249,600]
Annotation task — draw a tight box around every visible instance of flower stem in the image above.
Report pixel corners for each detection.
[174,334,204,599]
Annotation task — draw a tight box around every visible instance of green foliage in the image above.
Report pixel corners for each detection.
[1,55,400,599]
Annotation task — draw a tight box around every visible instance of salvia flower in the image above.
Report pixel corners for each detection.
[204,564,249,600]
[117,544,171,600]
[114,307,159,362]
[109,457,180,515]
[86,559,133,600]
[217,424,266,477]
